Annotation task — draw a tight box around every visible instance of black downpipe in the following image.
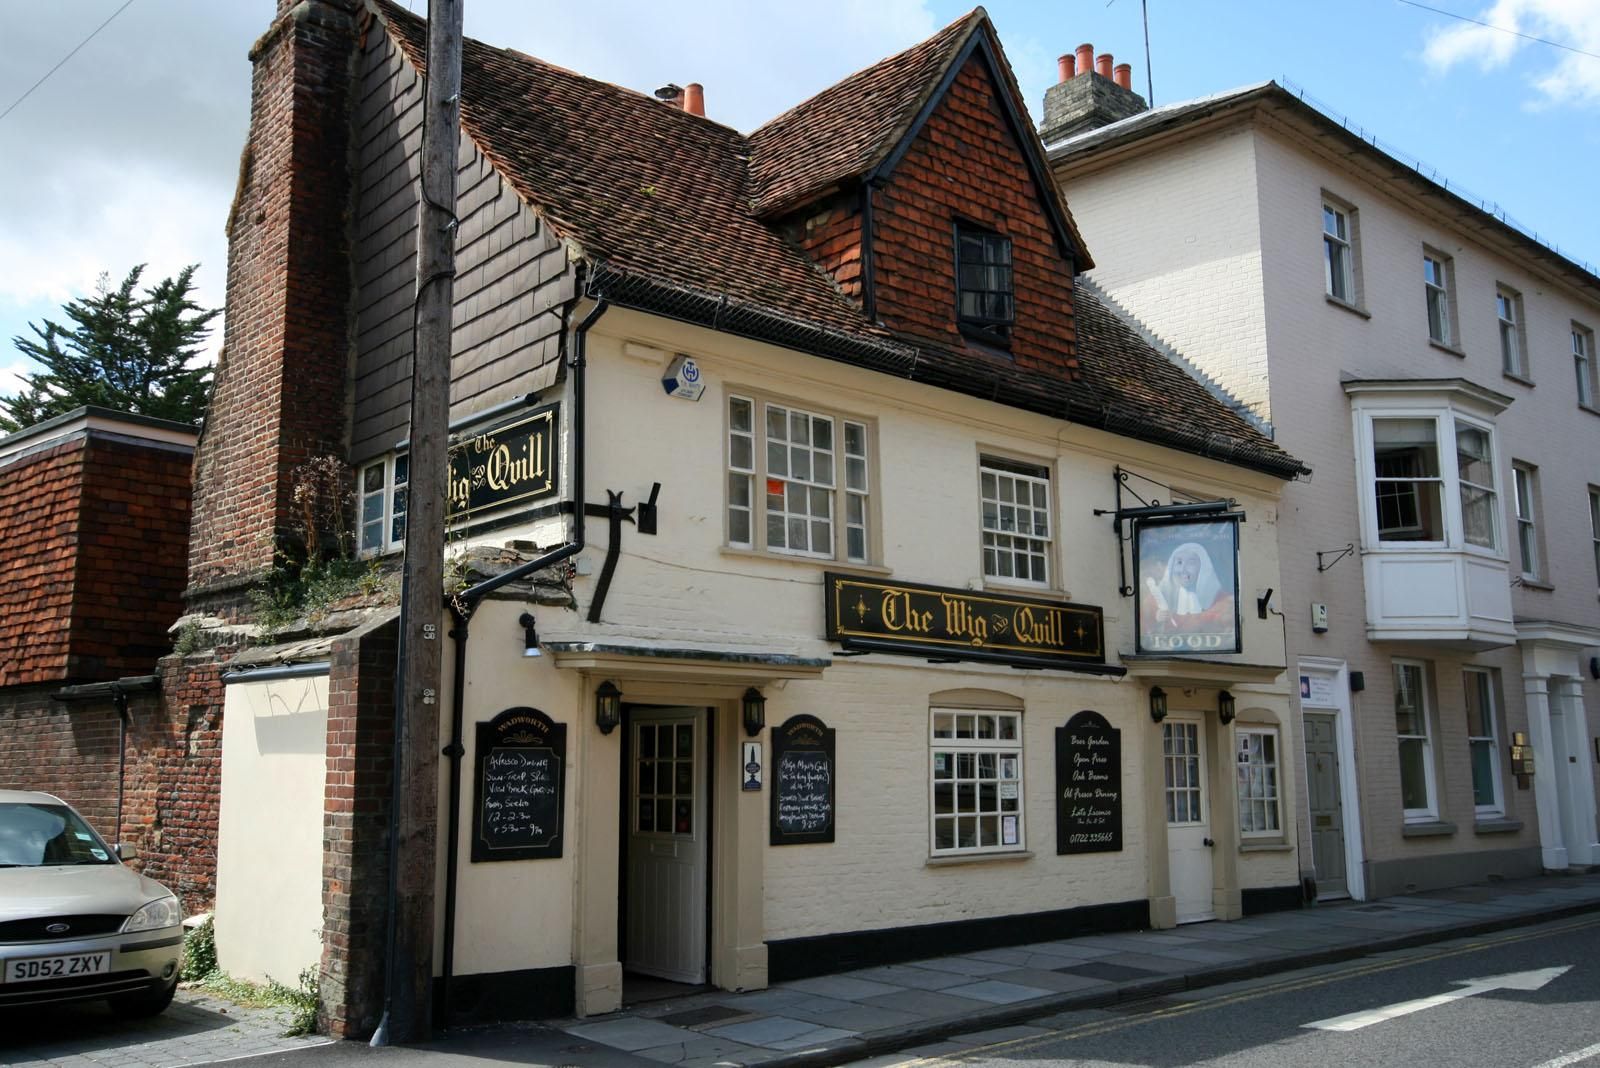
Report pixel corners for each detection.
[436,297,609,1027]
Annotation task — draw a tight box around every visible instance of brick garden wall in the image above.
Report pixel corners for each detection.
[0,684,124,832]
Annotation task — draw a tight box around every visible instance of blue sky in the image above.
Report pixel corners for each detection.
[1,0,1595,404]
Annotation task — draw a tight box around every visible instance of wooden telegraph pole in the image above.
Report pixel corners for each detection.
[387,0,462,1043]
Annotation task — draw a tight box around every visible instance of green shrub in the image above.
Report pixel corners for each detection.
[181,916,218,981]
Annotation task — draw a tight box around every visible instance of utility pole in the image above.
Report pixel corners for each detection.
[385,0,462,1044]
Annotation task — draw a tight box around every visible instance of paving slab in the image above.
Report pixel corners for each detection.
[566,1017,701,1052]
[939,980,1053,1006]
[847,965,974,991]
[782,975,904,1002]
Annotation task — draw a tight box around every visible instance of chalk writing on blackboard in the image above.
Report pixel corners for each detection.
[770,714,835,845]
[1056,710,1122,855]
[473,707,566,861]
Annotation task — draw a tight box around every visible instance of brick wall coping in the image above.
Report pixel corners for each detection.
[220,661,332,683]
[0,406,197,467]
[51,675,162,701]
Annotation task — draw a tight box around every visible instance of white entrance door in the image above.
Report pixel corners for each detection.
[1164,718,1214,923]
[626,708,709,984]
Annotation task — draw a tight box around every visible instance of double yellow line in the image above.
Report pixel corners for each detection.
[890,913,1600,1065]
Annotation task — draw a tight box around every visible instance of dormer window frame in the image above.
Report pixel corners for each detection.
[953,219,1015,348]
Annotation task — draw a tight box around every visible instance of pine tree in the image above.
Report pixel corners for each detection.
[0,264,220,433]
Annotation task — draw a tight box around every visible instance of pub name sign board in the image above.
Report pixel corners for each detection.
[825,573,1107,671]
[448,405,559,523]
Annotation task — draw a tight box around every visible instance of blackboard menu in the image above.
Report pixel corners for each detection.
[770,714,835,845]
[1056,710,1122,854]
[472,707,566,862]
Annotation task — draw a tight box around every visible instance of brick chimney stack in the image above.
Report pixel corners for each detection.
[186,0,360,611]
[1038,41,1148,146]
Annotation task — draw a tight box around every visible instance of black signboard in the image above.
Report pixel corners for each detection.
[825,573,1110,671]
[448,405,559,523]
[472,706,565,862]
[770,714,835,845]
[1056,710,1122,854]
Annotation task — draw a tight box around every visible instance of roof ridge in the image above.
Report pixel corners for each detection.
[1075,276,1275,439]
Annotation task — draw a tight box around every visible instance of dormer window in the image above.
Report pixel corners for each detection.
[955,222,1013,346]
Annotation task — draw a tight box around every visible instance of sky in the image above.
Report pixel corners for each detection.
[1,0,1597,401]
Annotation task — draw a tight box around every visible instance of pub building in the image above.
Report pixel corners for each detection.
[196,0,1312,1033]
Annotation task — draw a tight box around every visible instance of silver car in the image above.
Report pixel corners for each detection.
[0,790,183,1015]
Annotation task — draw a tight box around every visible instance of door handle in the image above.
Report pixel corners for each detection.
[1203,837,1215,847]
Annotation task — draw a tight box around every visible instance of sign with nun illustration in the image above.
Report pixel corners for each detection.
[1134,515,1242,654]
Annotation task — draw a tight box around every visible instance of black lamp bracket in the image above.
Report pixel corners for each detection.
[1316,543,1356,573]
[1092,466,1237,598]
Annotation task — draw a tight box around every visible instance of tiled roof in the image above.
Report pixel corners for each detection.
[746,12,982,218]
[370,1,1304,479]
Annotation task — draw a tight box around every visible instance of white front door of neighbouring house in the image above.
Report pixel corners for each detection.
[625,707,709,984]
[1164,717,1214,923]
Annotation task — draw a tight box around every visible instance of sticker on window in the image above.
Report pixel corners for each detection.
[90,848,109,860]
[999,782,1019,800]
[934,754,946,772]
[1002,815,1019,846]
[74,832,92,840]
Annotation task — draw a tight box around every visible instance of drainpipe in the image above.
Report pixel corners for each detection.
[113,686,130,845]
[436,296,609,1027]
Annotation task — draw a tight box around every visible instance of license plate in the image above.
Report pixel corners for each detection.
[4,951,112,983]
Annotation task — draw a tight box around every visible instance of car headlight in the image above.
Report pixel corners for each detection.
[124,895,182,933]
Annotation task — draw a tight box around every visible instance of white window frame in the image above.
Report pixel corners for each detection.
[1463,668,1504,818]
[1574,324,1596,409]
[1512,461,1540,581]
[1394,659,1438,822]
[929,708,1024,857]
[1498,286,1527,379]
[978,456,1053,588]
[1352,406,1504,557]
[726,392,872,563]
[358,453,409,556]
[1235,728,1282,838]
[1424,252,1453,346]
[1322,199,1357,304]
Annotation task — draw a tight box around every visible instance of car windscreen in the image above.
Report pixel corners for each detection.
[0,803,117,867]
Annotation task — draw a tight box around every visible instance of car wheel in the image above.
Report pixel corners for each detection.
[109,979,177,1018]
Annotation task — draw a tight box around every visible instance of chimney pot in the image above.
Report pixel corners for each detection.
[1114,63,1132,90]
[1058,54,1075,83]
[1096,53,1113,79]
[1075,43,1094,77]
[684,82,704,117]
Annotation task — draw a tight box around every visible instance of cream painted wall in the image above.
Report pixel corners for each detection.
[1061,114,1599,873]
[214,675,329,984]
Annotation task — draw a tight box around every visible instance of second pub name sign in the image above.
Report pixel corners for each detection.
[825,574,1107,670]
[448,404,559,522]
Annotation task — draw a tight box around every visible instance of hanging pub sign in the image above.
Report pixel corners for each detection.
[472,706,566,861]
[824,573,1110,672]
[1134,515,1242,655]
[770,714,835,845]
[447,404,559,523]
[1056,710,1122,854]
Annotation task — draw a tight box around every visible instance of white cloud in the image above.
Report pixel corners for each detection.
[0,359,35,398]
[1422,0,1600,109]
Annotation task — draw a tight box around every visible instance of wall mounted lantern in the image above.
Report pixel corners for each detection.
[1217,690,1236,725]
[595,680,622,735]
[1148,686,1168,724]
[518,612,541,658]
[741,687,767,737]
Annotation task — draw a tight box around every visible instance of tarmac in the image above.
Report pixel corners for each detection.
[531,871,1600,1068]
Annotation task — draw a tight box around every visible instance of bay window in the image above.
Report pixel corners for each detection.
[1362,413,1499,551]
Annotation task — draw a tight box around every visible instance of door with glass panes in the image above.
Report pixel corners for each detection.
[626,708,708,984]
[1164,717,1214,922]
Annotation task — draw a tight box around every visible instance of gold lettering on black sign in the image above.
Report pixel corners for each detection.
[448,406,559,521]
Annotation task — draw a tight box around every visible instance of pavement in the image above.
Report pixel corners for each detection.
[542,871,1600,1068]
[0,987,333,1068]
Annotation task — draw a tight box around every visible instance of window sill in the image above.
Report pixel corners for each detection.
[1401,819,1457,838]
[1326,294,1372,319]
[1517,576,1554,591]
[719,547,891,575]
[1428,338,1466,358]
[1579,403,1600,419]
[1502,371,1536,388]
[1474,817,1523,835]
[926,850,1034,868]
[1239,840,1293,853]
[981,579,1074,601]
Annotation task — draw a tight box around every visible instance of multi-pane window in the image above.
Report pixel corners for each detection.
[979,458,1051,586]
[1395,660,1436,820]
[1424,254,1452,345]
[1590,487,1600,592]
[1236,729,1281,836]
[1455,420,1498,550]
[1323,202,1355,303]
[634,720,696,835]
[1463,669,1503,816]
[930,709,1023,855]
[1513,462,1540,580]
[955,224,1014,345]
[358,453,409,555]
[1372,419,1443,542]
[727,394,869,562]
[1163,721,1203,825]
[1498,287,1526,378]
[1575,325,1596,408]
